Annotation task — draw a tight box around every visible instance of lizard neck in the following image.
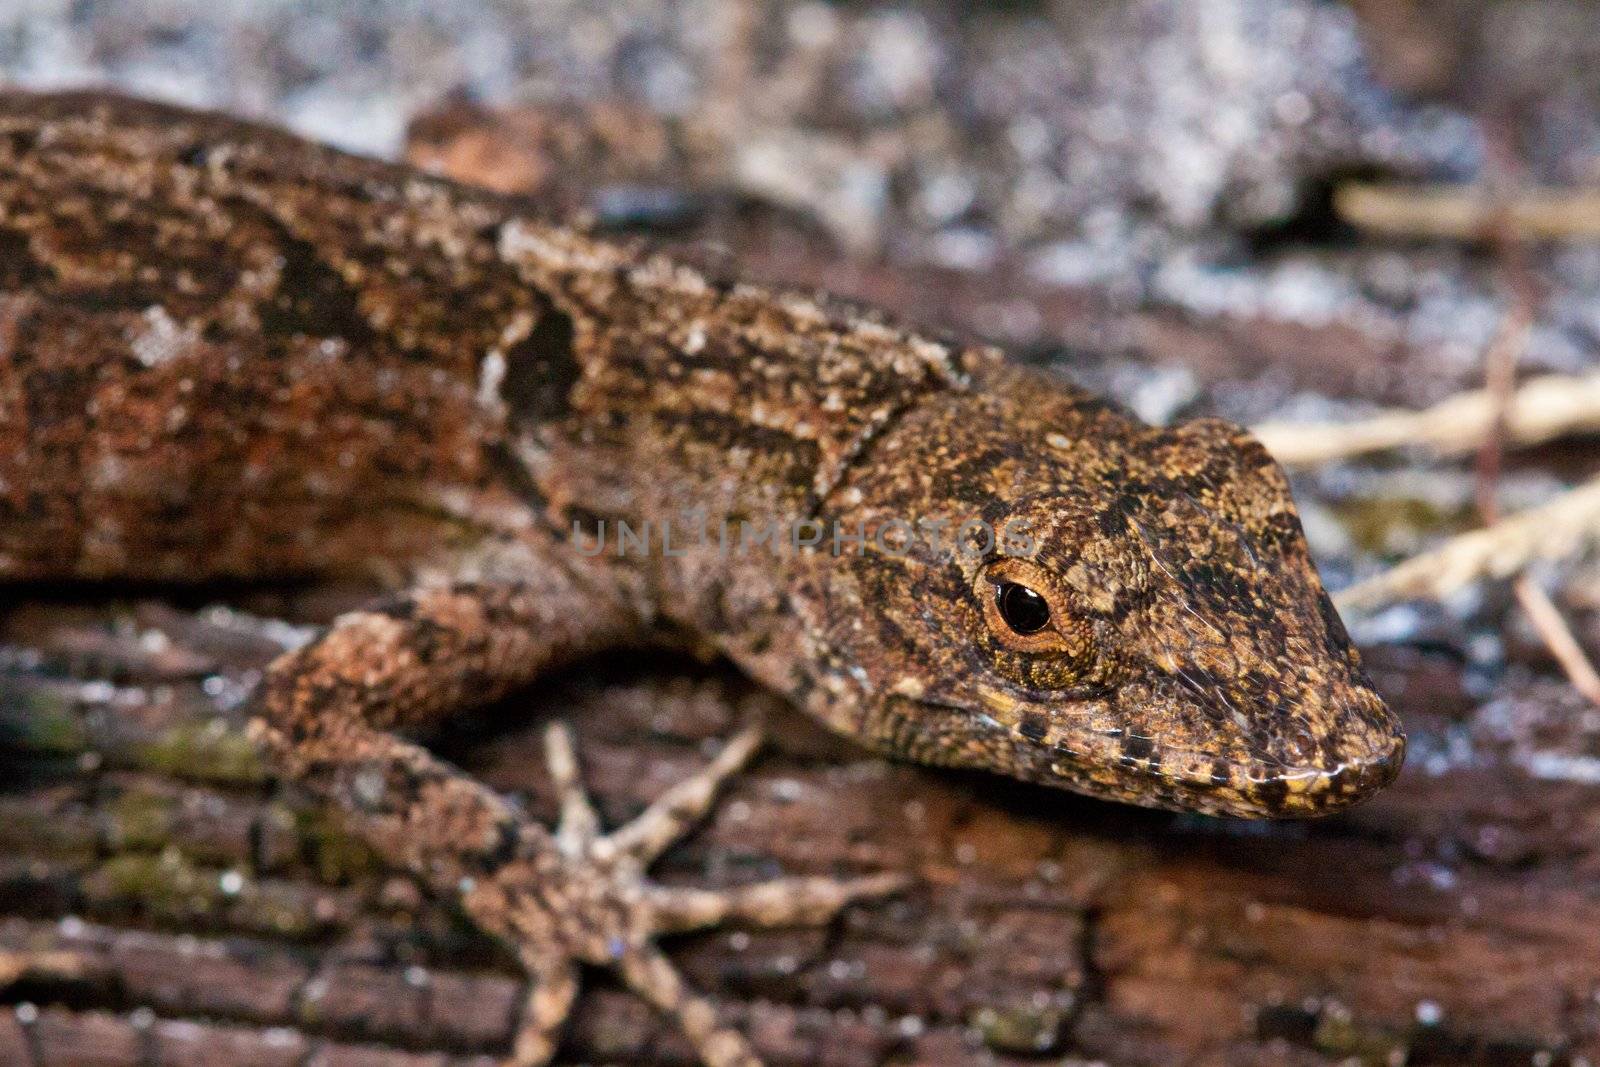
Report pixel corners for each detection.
[497,221,1001,639]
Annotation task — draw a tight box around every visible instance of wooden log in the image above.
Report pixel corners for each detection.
[2,592,1599,1066]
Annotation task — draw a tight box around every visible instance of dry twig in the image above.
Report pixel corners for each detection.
[1511,577,1600,703]
[1334,473,1600,613]
[1334,133,1600,702]
[1252,371,1600,466]
[1470,134,1600,705]
[1336,182,1600,240]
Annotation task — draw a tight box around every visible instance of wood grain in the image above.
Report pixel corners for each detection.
[1,594,1596,1066]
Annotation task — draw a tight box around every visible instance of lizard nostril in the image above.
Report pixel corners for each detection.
[1319,727,1406,804]
[1351,731,1406,791]
[1282,724,1318,765]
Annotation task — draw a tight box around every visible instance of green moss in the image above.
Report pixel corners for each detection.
[132,719,267,784]
[0,802,98,862]
[84,851,223,926]
[82,850,323,939]
[104,790,178,851]
[1333,495,1474,560]
[1312,1006,1407,1065]
[240,880,323,939]
[1,689,89,754]
[970,1003,1068,1055]
[294,808,382,884]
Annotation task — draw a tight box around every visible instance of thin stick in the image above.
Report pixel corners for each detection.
[1335,473,1600,613]
[1471,286,1530,523]
[1472,124,1600,706]
[1336,182,1600,241]
[1512,577,1600,703]
[1472,118,1537,526]
[1251,371,1600,466]
[1338,128,1600,710]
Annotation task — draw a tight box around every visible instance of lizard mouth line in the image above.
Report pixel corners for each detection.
[1045,725,1408,814]
[910,692,1405,814]
[1054,731,1406,781]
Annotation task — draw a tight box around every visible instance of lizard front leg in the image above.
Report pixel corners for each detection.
[253,575,904,1066]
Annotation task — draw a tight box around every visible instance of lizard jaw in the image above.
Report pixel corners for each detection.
[1061,727,1407,819]
[870,686,1406,820]
[1018,703,1408,819]
[963,663,1409,818]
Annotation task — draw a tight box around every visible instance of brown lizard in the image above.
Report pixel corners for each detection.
[0,91,1404,1066]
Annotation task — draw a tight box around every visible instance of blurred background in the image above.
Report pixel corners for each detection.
[6,1,1600,1064]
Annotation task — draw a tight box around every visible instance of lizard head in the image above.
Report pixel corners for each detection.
[808,368,1404,818]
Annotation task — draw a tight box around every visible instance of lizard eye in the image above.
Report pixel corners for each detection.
[995,582,1050,634]
[975,557,1086,657]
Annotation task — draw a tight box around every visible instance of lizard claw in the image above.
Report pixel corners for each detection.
[465,722,908,1067]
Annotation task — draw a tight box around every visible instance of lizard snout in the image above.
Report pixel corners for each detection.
[1193,674,1407,817]
[1281,686,1406,811]
[1059,660,1408,818]
[1321,726,1406,800]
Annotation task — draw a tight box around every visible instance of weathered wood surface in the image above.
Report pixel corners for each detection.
[2,580,1599,1067]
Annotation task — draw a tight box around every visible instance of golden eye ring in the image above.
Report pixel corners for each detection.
[975,557,1085,656]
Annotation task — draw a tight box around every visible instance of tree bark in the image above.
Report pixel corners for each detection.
[1,591,1597,1067]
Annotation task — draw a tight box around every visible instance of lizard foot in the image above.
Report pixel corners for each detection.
[464,722,909,1067]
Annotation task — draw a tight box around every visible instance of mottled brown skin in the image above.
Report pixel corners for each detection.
[0,92,1404,1065]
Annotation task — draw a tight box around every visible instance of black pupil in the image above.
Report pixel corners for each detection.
[995,582,1051,635]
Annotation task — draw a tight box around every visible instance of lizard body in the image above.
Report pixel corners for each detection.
[0,92,1403,1065]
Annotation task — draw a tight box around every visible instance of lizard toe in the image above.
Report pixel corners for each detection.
[466,724,906,1067]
